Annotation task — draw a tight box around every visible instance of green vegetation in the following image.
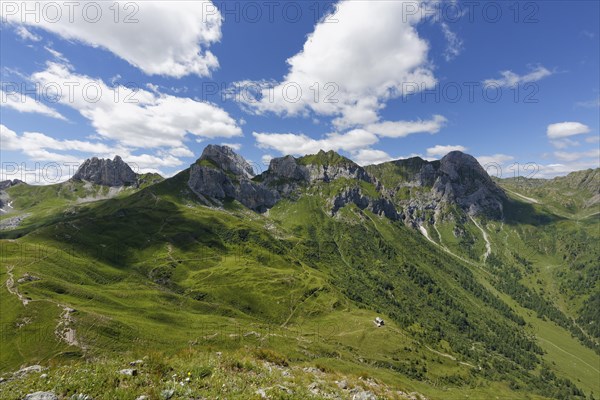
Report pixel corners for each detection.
[0,162,598,399]
[297,150,355,167]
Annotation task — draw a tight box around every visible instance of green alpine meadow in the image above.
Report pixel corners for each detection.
[0,146,598,400]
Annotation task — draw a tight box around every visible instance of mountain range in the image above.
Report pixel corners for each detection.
[0,145,598,400]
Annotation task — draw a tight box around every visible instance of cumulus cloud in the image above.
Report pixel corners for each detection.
[253,114,447,164]
[366,115,446,138]
[1,89,67,120]
[166,146,195,158]
[535,160,600,179]
[550,138,580,149]
[426,144,467,158]
[253,129,379,156]
[236,0,435,128]
[352,149,395,166]
[261,154,274,165]
[1,123,188,181]
[2,1,222,78]
[553,149,599,162]
[2,124,119,158]
[29,61,241,149]
[547,122,590,139]
[484,65,552,87]
[476,154,515,167]
[221,142,242,151]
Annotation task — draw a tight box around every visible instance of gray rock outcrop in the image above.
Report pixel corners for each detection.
[0,179,25,190]
[369,151,507,222]
[433,151,507,218]
[72,156,137,187]
[23,392,58,400]
[201,144,255,178]
[188,145,279,212]
[331,187,400,221]
[187,146,505,223]
[0,179,25,209]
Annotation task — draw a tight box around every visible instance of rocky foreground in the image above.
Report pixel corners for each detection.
[1,350,428,400]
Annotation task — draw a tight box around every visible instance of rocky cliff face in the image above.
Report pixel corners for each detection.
[200,144,255,179]
[0,179,25,209]
[368,151,507,223]
[186,146,505,223]
[433,151,507,217]
[330,187,401,221]
[188,146,279,212]
[0,179,25,191]
[72,156,138,187]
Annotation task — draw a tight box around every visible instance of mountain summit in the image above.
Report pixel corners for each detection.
[185,146,507,223]
[72,156,138,187]
[367,151,507,222]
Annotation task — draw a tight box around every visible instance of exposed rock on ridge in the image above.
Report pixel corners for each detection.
[187,146,506,224]
[188,146,279,212]
[72,156,138,187]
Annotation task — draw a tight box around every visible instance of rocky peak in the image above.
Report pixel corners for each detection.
[199,145,255,179]
[434,151,507,217]
[0,179,26,190]
[439,151,490,182]
[188,145,277,212]
[268,155,310,182]
[72,156,137,187]
[298,150,372,183]
[368,151,507,221]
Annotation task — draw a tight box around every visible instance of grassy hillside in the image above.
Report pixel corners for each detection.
[0,166,598,399]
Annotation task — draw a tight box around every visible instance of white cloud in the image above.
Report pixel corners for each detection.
[426,144,467,158]
[1,124,119,159]
[476,154,515,167]
[30,61,241,149]
[261,154,273,165]
[1,124,187,181]
[550,138,580,149]
[1,89,67,120]
[44,46,71,64]
[546,122,590,139]
[535,160,600,178]
[124,153,183,169]
[236,0,435,128]
[167,146,195,158]
[253,129,379,156]
[585,135,600,144]
[221,142,242,151]
[352,149,395,166]
[15,26,41,42]
[366,115,446,138]
[3,1,222,78]
[484,65,552,87]
[441,23,463,61]
[553,149,599,162]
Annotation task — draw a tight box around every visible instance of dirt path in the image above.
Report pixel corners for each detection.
[537,337,599,373]
[5,265,29,306]
[424,345,477,368]
[5,265,84,350]
[506,189,540,204]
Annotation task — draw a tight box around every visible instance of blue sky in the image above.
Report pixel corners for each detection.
[1,0,598,183]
